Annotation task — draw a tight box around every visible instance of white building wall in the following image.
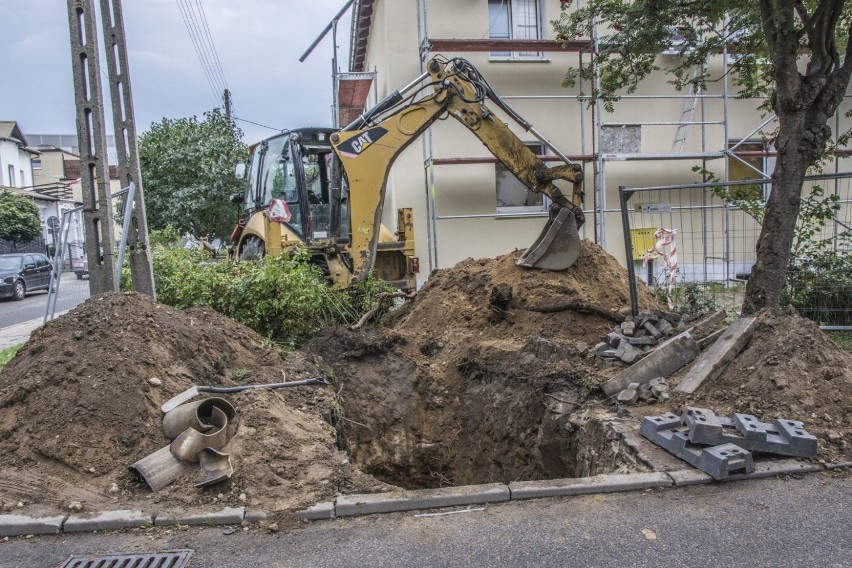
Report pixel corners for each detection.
[0,139,34,189]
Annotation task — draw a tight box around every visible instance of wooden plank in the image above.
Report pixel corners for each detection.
[674,317,758,394]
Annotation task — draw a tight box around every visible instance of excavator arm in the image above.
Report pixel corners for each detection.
[330,56,585,281]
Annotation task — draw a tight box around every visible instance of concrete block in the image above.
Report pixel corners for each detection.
[621,321,636,336]
[64,510,152,532]
[699,443,754,478]
[295,502,335,520]
[657,319,674,336]
[0,514,65,537]
[644,321,662,339]
[772,419,819,457]
[602,332,700,396]
[617,388,638,403]
[675,317,757,394]
[153,507,244,526]
[627,382,640,390]
[509,472,672,500]
[606,332,622,347]
[336,484,509,517]
[666,469,714,486]
[683,407,724,444]
[628,336,656,346]
[619,344,640,364]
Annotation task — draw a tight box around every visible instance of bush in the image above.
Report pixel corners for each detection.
[783,250,852,326]
[149,246,393,346]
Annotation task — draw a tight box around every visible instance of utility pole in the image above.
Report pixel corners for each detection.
[224,89,232,121]
[67,0,118,294]
[99,0,156,298]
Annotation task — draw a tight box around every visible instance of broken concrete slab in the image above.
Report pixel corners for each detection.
[0,514,65,537]
[675,317,758,394]
[509,472,672,500]
[690,309,728,339]
[602,332,700,397]
[335,483,509,517]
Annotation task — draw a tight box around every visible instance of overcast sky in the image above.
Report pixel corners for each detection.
[0,0,352,145]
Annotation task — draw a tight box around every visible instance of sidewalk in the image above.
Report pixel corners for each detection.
[0,311,69,350]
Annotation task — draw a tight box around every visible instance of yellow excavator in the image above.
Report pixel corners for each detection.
[230,56,585,290]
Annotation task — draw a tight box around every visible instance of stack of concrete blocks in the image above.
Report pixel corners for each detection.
[592,312,686,364]
[616,377,670,405]
[640,407,818,479]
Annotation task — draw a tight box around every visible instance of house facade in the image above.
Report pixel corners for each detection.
[341,0,852,285]
[0,121,37,190]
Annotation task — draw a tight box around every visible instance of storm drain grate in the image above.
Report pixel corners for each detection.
[61,549,193,568]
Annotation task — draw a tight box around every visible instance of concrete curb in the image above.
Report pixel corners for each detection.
[153,507,245,527]
[335,483,510,517]
[509,472,672,500]
[64,510,152,533]
[2,460,845,536]
[0,514,65,537]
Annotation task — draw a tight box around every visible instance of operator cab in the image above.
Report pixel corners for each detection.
[235,127,349,244]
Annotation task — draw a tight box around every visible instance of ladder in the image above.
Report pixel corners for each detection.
[671,64,704,152]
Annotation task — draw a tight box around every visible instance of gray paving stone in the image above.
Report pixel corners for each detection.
[666,469,714,486]
[153,507,245,526]
[509,472,672,500]
[295,502,335,520]
[336,483,509,517]
[0,514,65,537]
[63,510,152,533]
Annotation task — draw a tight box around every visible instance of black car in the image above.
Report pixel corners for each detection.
[0,253,54,301]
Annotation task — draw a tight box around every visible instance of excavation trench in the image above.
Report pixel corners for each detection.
[310,328,643,489]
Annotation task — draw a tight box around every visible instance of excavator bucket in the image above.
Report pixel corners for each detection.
[517,207,582,270]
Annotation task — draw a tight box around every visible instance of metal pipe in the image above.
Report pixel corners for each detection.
[299,0,354,63]
[619,186,640,316]
[620,172,852,193]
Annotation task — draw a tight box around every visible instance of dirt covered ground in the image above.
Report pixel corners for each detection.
[0,293,390,519]
[653,307,852,463]
[0,239,848,521]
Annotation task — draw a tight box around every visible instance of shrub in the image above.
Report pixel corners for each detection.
[148,245,392,346]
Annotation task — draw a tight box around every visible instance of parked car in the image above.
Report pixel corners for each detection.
[0,253,54,301]
[71,255,89,280]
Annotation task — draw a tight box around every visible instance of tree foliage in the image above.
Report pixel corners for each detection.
[554,0,852,314]
[0,190,41,244]
[139,108,246,239]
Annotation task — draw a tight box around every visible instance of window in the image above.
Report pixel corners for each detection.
[496,142,548,213]
[32,158,42,170]
[488,0,543,59]
[727,140,774,200]
[8,165,15,187]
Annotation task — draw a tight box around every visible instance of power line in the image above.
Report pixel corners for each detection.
[234,117,285,132]
[176,0,229,106]
[176,0,220,104]
[195,0,228,91]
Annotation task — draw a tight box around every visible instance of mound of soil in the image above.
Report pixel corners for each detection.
[0,293,387,518]
[664,308,852,462]
[306,241,664,488]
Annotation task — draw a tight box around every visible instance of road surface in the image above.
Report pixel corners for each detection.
[0,273,89,328]
[0,472,849,568]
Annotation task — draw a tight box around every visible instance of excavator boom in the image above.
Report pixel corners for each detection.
[331,56,585,281]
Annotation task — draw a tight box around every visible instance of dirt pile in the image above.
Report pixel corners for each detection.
[306,241,664,488]
[0,293,387,517]
[665,308,852,462]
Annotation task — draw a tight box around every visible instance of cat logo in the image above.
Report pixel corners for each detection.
[337,126,388,158]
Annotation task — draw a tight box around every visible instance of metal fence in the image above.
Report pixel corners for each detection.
[619,173,852,328]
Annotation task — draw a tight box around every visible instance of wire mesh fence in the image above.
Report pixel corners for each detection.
[619,173,852,328]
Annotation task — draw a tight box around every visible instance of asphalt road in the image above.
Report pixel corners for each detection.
[0,273,89,328]
[1,472,849,568]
